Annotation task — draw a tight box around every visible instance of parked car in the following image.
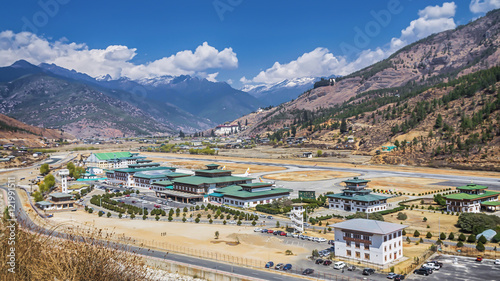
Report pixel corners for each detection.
[387,272,398,279]
[254,228,262,232]
[280,232,286,236]
[422,263,440,270]
[362,268,375,275]
[299,235,306,239]
[495,259,500,265]
[318,238,327,242]
[302,268,314,275]
[267,229,274,234]
[283,264,292,271]
[154,204,161,208]
[328,240,335,245]
[315,259,324,265]
[267,215,273,219]
[429,261,443,267]
[292,233,299,238]
[261,229,268,233]
[346,265,356,271]
[260,214,266,218]
[265,261,274,268]
[394,274,405,281]
[275,263,284,270]
[333,261,346,269]
[413,268,430,276]
[476,255,483,262]
[273,231,279,235]
[323,260,332,266]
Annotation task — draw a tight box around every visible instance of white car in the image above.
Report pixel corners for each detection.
[292,233,299,238]
[333,261,346,269]
[254,228,262,232]
[313,237,320,242]
[422,263,440,270]
[494,259,500,265]
[229,220,236,224]
[308,236,314,241]
[318,238,327,242]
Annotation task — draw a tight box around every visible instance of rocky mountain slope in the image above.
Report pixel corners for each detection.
[0,113,74,147]
[236,9,500,137]
[229,9,500,171]
[0,61,216,137]
[38,63,262,125]
[242,77,317,106]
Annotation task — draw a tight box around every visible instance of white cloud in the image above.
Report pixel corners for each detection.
[0,30,238,80]
[470,0,500,13]
[243,2,457,85]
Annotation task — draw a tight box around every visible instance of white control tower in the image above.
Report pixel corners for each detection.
[59,169,70,193]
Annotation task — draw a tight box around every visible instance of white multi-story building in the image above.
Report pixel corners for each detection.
[332,219,407,266]
[85,152,145,169]
[327,177,388,213]
[208,182,291,208]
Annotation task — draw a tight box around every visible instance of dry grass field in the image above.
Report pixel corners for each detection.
[152,159,286,174]
[384,210,460,238]
[263,170,359,181]
[369,177,452,194]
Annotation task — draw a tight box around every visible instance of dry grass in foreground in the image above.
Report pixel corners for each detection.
[0,217,147,281]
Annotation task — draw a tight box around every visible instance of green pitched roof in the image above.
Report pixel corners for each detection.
[113,167,175,173]
[133,172,173,179]
[239,182,273,188]
[173,176,252,186]
[327,193,388,202]
[457,183,489,190]
[152,180,173,186]
[481,201,500,206]
[444,190,500,200]
[343,177,370,184]
[194,169,230,174]
[213,185,291,198]
[94,152,132,160]
[36,201,53,206]
[50,192,72,199]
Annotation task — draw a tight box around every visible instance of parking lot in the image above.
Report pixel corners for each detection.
[256,230,389,280]
[407,255,500,281]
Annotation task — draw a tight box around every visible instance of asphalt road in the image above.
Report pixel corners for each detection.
[1,185,315,281]
[406,255,500,281]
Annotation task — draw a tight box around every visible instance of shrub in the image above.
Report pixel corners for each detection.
[478,235,487,244]
[457,241,464,247]
[423,217,427,222]
[476,241,485,252]
[402,229,406,236]
[195,218,200,223]
[426,232,432,239]
[448,232,454,240]
[414,230,420,237]
[142,215,147,220]
[107,212,111,218]
[397,212,408,220]
[440,233,446,240]
[458,233,466,242]
[467,234,476,243]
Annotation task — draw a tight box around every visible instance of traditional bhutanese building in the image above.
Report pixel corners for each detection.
[445,183,500,213]
[154,164,252,203]
[327,177,388,213]
[135,171,190,189]
[85,152,146,169]
[106,166,176,187]
[208,182,291,207]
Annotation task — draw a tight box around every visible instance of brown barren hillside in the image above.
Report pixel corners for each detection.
[0,113,74,146]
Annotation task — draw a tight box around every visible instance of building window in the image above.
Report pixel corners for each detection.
[364,245,369,250]
[364,253,370,260]
[346,250,351,256]
[355,243,360,249]
[384,246,387,251]
[346,241,351,247]
[385,255,387,261]
[355,251,360,258]
[384,236,387,242]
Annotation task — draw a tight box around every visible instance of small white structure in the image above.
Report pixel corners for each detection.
[215,124,239,135]
[332,219,407,266]
[59,169,70,193]
[290,204,305,233]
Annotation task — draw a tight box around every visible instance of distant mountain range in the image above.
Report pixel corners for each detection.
[242,76,339,106]
[0,60,268,137]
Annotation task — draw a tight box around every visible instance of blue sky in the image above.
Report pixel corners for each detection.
[0,0,498,88]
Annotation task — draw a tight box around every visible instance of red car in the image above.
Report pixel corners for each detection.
[125,194,130,197]
[267,229,274,234]
[280,232,286,236]
[154,204,161,208]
